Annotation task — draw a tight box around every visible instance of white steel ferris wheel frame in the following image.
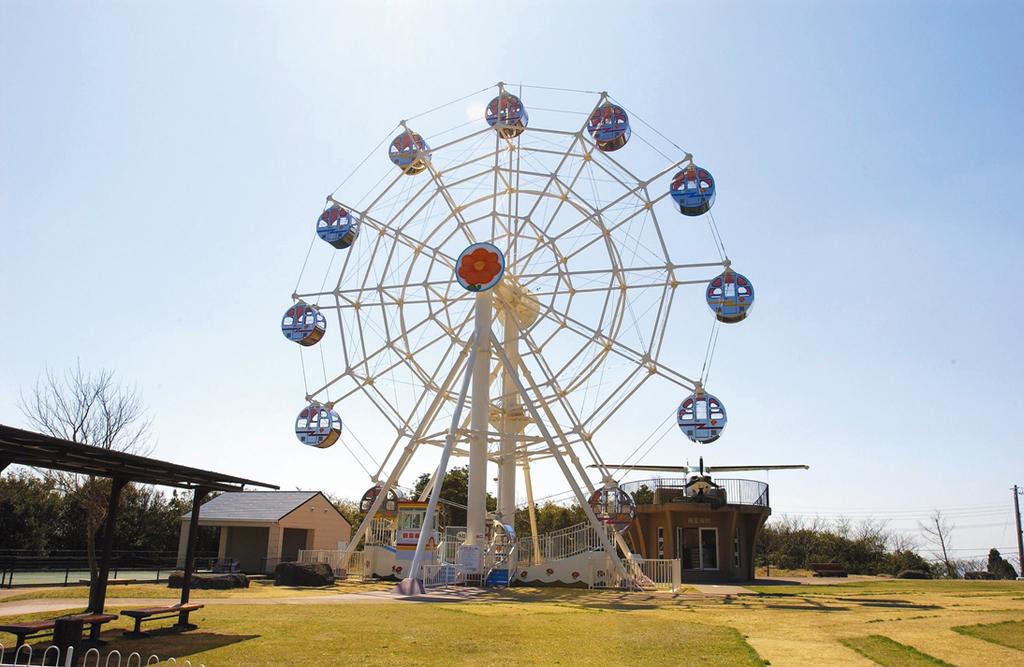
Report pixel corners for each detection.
[292,83,734,583]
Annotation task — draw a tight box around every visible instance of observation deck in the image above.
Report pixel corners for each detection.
[619,478,769,508]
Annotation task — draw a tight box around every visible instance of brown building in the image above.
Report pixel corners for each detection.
[622,478,770,582]
[176,491,351,573]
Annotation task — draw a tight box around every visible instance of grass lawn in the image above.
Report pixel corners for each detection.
[953,620,1024,651]
[3,579,1023,665]
[841,635,954,666]
[747,578,1024,598]
[0,579,392,602]
[1,599,764,666]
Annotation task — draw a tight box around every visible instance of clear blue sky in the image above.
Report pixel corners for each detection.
[2,1,1021,564]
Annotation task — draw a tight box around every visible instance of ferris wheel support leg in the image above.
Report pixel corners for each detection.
[488,329,631,586]
[404,335,479,591]
[497,321,520,526]
[341,334,479,563]
[521,458,542,563]
[465,291,493,548]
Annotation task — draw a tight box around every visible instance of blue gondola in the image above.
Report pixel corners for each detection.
[281,303,326,346]
[677,389,727,444]
[316,204,361,250]
[670,165,715,216]
[294,404,342,449]
[706,269,754,323]
[587,103,631,152]
[485,93,529,139]
[389,131,431,175]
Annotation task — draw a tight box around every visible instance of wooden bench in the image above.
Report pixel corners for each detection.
[810,562,848,577]
[0,613,117,648]
[120,603,204,637]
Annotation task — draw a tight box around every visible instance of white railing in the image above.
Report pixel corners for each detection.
[365,518,396,546]
[0,644,204,667]
[422,563,463,589]
[631,558,681,592]
[516,521,618,566]
[297,548,364,580]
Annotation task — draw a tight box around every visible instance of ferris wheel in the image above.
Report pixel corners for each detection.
[281,82,754,578]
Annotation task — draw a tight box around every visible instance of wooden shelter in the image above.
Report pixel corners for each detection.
[0,423,277,622]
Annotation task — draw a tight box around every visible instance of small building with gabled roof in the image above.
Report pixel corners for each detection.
[177,490,351,574]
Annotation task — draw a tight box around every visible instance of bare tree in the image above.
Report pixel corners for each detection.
[919,510,956,578]
[18,362,152,583]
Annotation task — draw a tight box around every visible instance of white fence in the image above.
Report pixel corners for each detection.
[296,549,364,580]
[421,564,463,589]
[631,558,681,592]
[0,644,204,667]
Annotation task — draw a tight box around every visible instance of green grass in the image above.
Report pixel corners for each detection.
[0,580,389,602]
[953,620,1024,651]
[748,579,1024,598]
[840,635,954,666]
[1,601,764,666]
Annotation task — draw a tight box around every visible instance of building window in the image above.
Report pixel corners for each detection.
[733,530,741,568]
[657,527,664,558]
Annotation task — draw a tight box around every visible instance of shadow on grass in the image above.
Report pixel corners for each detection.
[96,628,261,659]
[834,597,942,610]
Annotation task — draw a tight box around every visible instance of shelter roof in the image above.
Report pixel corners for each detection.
[0,423,278,493]
[186,490,328,522]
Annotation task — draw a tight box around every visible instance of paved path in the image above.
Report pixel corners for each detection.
[690,584,755,596]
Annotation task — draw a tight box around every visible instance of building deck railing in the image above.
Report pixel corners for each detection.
[618,478,769,508]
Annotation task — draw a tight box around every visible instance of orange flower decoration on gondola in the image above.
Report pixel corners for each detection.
[456,243,505,291]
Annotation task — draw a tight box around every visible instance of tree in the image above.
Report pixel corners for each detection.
[18,363,152,584]
[919,510,956,578]
[413,466,495,527]
[987,548,1019,580]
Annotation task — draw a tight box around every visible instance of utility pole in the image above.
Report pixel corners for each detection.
[1014,485,1024,580]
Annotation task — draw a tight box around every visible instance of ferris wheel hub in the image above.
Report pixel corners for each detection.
[494,277,540,328]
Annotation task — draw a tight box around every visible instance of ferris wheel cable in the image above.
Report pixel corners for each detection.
[699,316,719,383]
[512,83,604,95]
[344,424,381,468]
[329,123,400,197]
[702,321,722,386]
[338,437,375,479]
[298,345,310,397]
[293,234,319,294]
[615,409,677,469]
[629,130,677,164]
[705,209,729,260]
[608,96,689,158]
[527,105,589,116]
[405,84,495,122]
[616,419,679,485]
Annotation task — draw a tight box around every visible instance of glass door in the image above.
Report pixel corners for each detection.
[678,527,718,570]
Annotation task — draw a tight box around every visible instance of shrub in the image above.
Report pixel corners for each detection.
[274,561,334,587]
[167,572,249,589]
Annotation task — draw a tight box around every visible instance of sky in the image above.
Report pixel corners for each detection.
[1,1,1022,566]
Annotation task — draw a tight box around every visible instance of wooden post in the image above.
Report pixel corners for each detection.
[89,477,127,617]
[176,487,208,629]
